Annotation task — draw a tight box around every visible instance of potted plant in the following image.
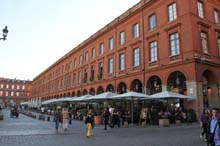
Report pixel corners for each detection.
[93,109,103,125]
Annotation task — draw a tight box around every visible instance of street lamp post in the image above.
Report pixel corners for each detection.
[0,26,9,41]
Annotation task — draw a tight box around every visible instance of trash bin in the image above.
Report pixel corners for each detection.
[47,116,50,121]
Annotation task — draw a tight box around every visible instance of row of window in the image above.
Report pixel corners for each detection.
[0,84,26,90]
[198,0,220,24]
[0,91,27,97]
[36,29,220,91]
[38,1,220,84]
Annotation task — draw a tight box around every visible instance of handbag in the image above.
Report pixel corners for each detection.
[207,133,215,146]
[207,119,219,146]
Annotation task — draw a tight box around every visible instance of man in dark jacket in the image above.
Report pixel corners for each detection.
[103,107,112,130]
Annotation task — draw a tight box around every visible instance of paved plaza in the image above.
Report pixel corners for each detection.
[0,109,207,146]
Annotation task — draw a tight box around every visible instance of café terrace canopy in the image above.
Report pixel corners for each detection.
[85,92,118,101]
[71,94,92,102]
[111,91,151,100]
[149,91,194,100]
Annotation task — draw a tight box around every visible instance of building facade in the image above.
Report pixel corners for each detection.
[32,0,220,115]
[0,78,32,107]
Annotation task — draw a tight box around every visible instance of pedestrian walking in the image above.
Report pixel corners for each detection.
[85,111,94,138]
[62,108,69,131]
[103,107,112,130]
[207,107,220,146]
[54,107,61,131]
[200,109,210,140]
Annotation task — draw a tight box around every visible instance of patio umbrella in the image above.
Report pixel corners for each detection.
[149,91,193,99]
[112,91,151,100]
[112,91,151,124]
[71,94,92,102]
[85,92,118,101]
[41,98,58,105]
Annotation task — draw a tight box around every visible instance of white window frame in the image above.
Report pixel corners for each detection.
[100,43,104,55]
[120,31,125,45]
[119,53,125,71]
[108,58,113,74]
[201,32,208,54]
[149,14,156,30]
[197,1,204,18]
[92,48,96,59]
[133,23,139,38]
[85,52,88,62]
[214,9,220,23]
[133,48,140,67]
[218,37,220,59]
[109,37,114,50]
[150,41,158,62]
[79,55,83,65]
[170,32,180,56]
[168,3,177,22]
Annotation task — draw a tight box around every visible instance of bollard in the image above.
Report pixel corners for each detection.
[47,116,50,121]
[0,112,3,120]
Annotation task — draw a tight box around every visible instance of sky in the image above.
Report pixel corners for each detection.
[0,0,140,81]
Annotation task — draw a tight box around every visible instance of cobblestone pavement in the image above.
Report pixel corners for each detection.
[0,109,207,146]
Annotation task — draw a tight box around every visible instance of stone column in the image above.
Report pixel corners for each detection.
[208,83,220,108]
[185,81,203,119]
[161,84,167,91]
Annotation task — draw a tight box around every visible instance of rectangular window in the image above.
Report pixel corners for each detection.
[6,84,9,89]
[201,32,208,54]
[198,1,204,18]
[150,41,158,62]
[5,91,8,96]
[85,52,88,62]
[91,65,94,80]
[119,53,125,71]
[133,48,140,67]
[109,37,114,50]
[11,85,14,89]
[73,73,76,85]
[100,43,104,54]
[108,58,113,74]
[149,14,156,29]
[168,3,177,21]
[16,92,19,96]
[98,62,103,79]
[11,92,14,96]
[170,32,180,56]
[133,23,139,38]
[79,55,83,65]
[17,85,20,90]
[0,84,3,88]
[214,9,220,23]
[92,48,96,59]
[218,37,220,59]
[78,71,81,84]
[22,85,25,90]
[74,59,77,68]
[120,31,125,45]
[84,69,88,82]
